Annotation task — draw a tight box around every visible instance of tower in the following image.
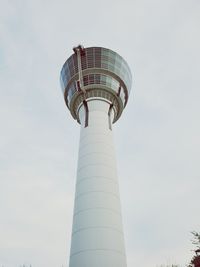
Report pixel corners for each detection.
[60,46,132,267]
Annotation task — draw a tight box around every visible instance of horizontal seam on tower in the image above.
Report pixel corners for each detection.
[76,176,118,185]
[80,131,112,139]
[80,132,112,141]
[70,249,125,258]
[75,190,119,200]
[72,226,123,236]
[73,207,121,217]
[79,141,114,151]
[78,163,115,172]
[78,151,114,160]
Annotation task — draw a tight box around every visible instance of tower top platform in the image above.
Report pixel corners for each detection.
[60,46,132,123]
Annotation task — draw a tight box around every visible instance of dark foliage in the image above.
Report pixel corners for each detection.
[189,232,200,267]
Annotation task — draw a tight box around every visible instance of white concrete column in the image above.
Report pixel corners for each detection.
[69,99,127,267]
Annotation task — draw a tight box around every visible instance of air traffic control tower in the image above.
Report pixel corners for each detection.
[60,46,132,267]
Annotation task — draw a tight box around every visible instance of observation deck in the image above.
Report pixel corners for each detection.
[60,46,132,123]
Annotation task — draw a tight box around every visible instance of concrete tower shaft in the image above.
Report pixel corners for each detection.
[60,46,132,267]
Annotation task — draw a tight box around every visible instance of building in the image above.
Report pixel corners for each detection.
[60,46,132,267]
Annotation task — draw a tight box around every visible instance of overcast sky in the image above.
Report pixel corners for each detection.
[0,0,200,266]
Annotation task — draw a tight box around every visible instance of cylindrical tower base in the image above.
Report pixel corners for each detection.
[69,99,127,267]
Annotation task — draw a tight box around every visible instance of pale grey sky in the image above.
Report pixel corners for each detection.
[0,0,199,267]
